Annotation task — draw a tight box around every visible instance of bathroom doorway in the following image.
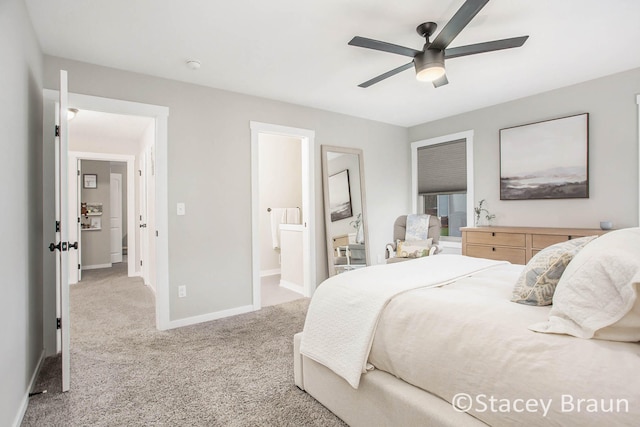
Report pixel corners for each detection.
[250,122,316,309]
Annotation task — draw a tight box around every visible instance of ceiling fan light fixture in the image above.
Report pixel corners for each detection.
[414,49,445,82]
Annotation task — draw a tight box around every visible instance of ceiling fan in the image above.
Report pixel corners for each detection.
[348,0,529,88]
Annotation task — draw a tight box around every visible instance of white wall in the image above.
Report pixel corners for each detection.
[42,55,410,324]
[0,0,44,425]
[258,134,302,273]
[409,67,640,229]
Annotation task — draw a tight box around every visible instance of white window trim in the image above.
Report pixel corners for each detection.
[411,130,474,248]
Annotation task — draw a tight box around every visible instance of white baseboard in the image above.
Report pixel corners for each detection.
[13,349,45,427]
[167,304,255,329]
[82,263,112,270]
[260,268,281,277]
[280,279,304,295]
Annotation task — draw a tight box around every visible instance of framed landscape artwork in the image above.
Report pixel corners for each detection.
[328,169,353,222]
[500,113,589,200]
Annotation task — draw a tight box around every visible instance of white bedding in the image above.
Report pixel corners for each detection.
[300,255,508,388]
[369,264,640,426]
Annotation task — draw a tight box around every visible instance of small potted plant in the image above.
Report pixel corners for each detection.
[474,199,496,226]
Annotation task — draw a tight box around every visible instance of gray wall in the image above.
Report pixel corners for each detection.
[43,55,410,323]
[409,67,640,230]
[81,160,112,267]
[0,0,43,425]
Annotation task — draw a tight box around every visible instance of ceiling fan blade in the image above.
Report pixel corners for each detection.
[432,74,449,88]
[431,0,489,50]
[349,36,421,58]
[444,36,529,59]
[358,62,414,88]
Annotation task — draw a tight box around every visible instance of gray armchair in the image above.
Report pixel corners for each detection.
[385,215,441,264]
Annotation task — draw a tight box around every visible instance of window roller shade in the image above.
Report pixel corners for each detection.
[417,139,467,194]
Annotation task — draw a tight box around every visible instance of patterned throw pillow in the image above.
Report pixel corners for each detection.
[397,239,433,258]
[511,235,598,306]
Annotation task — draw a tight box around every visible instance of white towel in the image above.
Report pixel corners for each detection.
[270,208,287,249]
[285,207,300,224]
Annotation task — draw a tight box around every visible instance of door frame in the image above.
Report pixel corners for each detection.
[250,121,316,309]
[44,90,171,330]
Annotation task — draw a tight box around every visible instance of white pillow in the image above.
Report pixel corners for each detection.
[529,228,640,341]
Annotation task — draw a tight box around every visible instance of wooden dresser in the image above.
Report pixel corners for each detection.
[461,226,607,264]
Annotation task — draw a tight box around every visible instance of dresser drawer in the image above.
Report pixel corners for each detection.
[465,244,526,265]
[531,234,570,250]
[466,231,526,247]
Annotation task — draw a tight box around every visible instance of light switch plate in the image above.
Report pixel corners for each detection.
[177,202,186,216]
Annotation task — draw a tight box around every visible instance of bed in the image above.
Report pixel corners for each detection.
[294,228,640,426]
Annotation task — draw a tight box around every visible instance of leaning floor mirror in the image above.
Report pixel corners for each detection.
[321,145,370,276]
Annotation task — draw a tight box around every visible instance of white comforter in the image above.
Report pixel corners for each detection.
[300,255,508,388]
[369,264,640,426]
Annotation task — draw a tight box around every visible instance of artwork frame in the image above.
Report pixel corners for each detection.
[500,113,589,200]
[83,174,97,189]
[328,169,353,222]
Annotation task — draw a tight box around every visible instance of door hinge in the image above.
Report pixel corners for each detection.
[56,318,61,330]
[55,221,60,232]
[78,264,81,270]
[77,170,80,176]
[139,170,142,176]
[78,217,80,223]
[156,230,158,237]
[55,125,60,137]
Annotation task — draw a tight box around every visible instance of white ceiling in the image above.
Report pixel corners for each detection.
[25,0,640,127]
[68,110,153,155]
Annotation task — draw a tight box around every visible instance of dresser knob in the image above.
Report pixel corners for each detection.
[492,247,496,252]
[492,232,495,237]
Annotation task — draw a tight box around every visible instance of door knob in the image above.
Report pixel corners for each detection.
[49,242,61,252]
[68,241,78,250]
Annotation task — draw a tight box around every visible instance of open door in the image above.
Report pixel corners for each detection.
[50,70,73,392]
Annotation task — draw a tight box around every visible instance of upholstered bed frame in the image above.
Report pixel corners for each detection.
[293,333,483,427]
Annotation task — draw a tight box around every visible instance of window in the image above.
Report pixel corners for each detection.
[411,132,474,245]
[422,193,467,238]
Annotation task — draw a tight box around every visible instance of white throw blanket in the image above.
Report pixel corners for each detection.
[300,255,508,388]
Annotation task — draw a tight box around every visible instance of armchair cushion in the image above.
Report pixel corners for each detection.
[396,239,433,258]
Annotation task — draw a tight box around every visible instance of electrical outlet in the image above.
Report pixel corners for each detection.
[178,285,187,298]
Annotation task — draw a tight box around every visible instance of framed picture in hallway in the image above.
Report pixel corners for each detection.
[83,174,97,189]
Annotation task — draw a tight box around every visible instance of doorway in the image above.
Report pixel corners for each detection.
[250,122,316,310]
[43,89,170,332]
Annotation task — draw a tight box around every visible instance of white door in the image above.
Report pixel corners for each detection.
[76,159,82,282]
[53,70,72,392]
[141,153,150,281]
[110,173,123,263]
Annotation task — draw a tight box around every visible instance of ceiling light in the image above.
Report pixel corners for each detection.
[414,49,445,82]
[68,108,79,120]
[186,60,201,70]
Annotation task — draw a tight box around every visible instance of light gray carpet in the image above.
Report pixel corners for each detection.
[22,263,345,426]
